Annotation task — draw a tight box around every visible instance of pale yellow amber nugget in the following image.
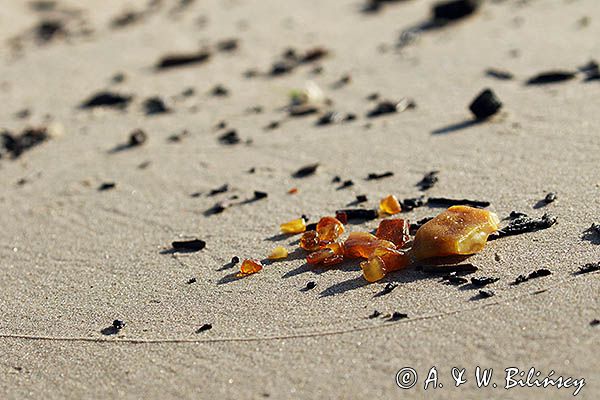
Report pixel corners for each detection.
[379,195,402,215]
[280,218,306,234]
[269,246,289,260]
[360,256,386,283]
[412,205,499,260]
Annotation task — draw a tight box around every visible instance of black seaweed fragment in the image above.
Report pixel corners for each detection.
[409,217,433,235]
[427,197,490,208]
[355,195,368,203]
[469,88,502,120]
[590,319,600,327]
[512,268,552,285]
[156,50,211,70]
[196,324,212,333]
[211,84,229,97]
[477,289,495,299]
[80,92,132,109]
[366,171,394,180]
[432,0,480,23]
[492,213,556,239]
[98,182,116,191]
[143,97,170,115]
[303,281,317,291]
[337,180,354,190]
[388,312,408,321]
[216,38,239,52]
[575,262,599,275]
[366,99,415,118]
[292,163,319,178]
[208,184,228,196]
[172,239,206,252]
[375,283,398,297]
[253,191,268,200]
[582,224,600,244]
[421,263,478,274]
[578,60,600,82]
[442,273,468,285]
[485,68,514,80]
[368,310,381,319]
[526,71,576,85]
[187,277,197,284]
[35,19,65,43]
[316,112,341,126]
[1,127,49,159]
[362,0,410,14]
[470,276,499,287]
[417,171,439,190]
[218,130,240,145]
[400,197,426,212]
[335,208,378,221]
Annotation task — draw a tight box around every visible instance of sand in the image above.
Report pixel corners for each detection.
[0,0,599,398]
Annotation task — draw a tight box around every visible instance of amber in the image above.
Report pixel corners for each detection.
[344,232,395,259]
[412,206,500,260]
[326,242,345,256]
[300,231,321,251]
[322,254,344,266]
[379,195,402,215]
[316,216,345,243]
[373,247,410,272]
[375,219,410,248]
[280,217,306,234]
[288,187,298,194]
[361,256,386,282]
[239,259,263,275]
[306,248,334,264]
[268,246,288,260]
[334,211,348,225]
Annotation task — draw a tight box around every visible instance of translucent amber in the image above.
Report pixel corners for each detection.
[373,247,410,272]
[379,195,402,215]
[300,231,321,251]
[412,206,500,260]
[322,254,344,266]
[306,248,334,264]
[239,259,263,275]
[361,256,386,282]
[316,216,345,242]
[280,217,306,234]
[268,246,288,260]
[344,232,395,259]
[376,219,410,247]
[326,242,345,256]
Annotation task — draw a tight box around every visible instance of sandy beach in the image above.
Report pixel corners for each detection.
[1,0,599,398]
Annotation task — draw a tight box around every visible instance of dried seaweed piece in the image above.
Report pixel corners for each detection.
[299,47,329,63]
[1,127,49,159]
[590,319,600,327]
[492,213,557,239]
[401,197,426,212]
[427,197,490,208]
[335,208,378,221]
[442,273,468,285]
[575,262,599,275]
[35,19,65,43]
[388,312,408,321]
[187,277,197,284]
[216,38,239,52]
[368,310,381,319]
[477,289,495,298]
[366,98,415,118]
[376,283,398,297]
[578,60,600,82]
[143,97,170,115]
[293,163,319,178]
[196,323,212,333]
[303,281,317,291]
[80,92,132,109]
[417,171,439,190]
[469,88,502,120]
[253,191,268,200]
[432,0,480,23]
[366,171,394,180]
[208,184,228,196]
[156,50,211,70]
[421,263,478,274]
[218,130,240,145]
[316,111,341,126]
[512,268,551,285]
[211,84,229,96]
[526,71,576,85]
[470,276,499,287]
[485,68,514,80]
[409,217,434,235]
[172,239,206,251]
[112,319,126,330]
[355,195,368,203]
[98,182,116,191]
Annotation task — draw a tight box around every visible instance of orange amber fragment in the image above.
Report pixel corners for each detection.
[239,259,263,275]
[379,195,402,215]
[280,217,306,234]
[306,248,334,264]
[335,211,348,225]
[344,232,395,259]
[322,254,344,266]
[375,219,410,248]
[373,247,410,272]
[360,256,386,282]
[268,246,288,260]
[316,216,345,242]
[412,205,500,260]
[288,187,298,194]
[326,242,345,256]
[300,231,321,251]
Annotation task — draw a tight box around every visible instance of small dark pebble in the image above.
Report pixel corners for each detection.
[187,277,197,284]
[512,268,552,285]
[427,197,490,208]
[485,68,514,80]
[172,239,206,251]
[128,129,147,147]
[156,51,211,70]
[98,182,116,191]
[270,61,295,76]
[215,121,227,130]
[265,121,280,130]
[366,93,380,101]
[492,213,556,239]
[253,191,268,200]
[367,99,414,118]
[526,71,576,85]
[544,192,557,204]
[289,104,319,117]
[417,170,439,191]
[343,113,357,122]
[478,289,495,298]
[368,310,381,319]
[469,88,502,120]
[590,319,600,327]
[575,262,599,275]
[112,319,126,330]
[208,201,229,214]
[421,263,478,274]
[293,163,319,178]
[35,19,65,43]
[1,127,49,159]
[304,281,317,291]
[211,84,229,97]
[196,323,212,333]
[231,256,240,265]
[218,130,240,145]
[316,111,341,126]
[332,176,342,183]
[216,38,239,52]
[388,312,408,321]
[470,276,499,287]
[335,208,378,221]
[432,0,480,23]
[356,194,368,203]
[208,184,229,196]
[111,72,126,84]
[366,171,394,180]
[442,273,468,285]
[143,97,170,115]
[80,91,132,109]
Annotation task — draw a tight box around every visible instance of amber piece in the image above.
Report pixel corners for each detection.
[322,254,344,266]
[412,206,500,260]
[288,187,298,194]
[379,195,402,215]
[375,219,410,247]
[300,231,321,251]
[316,216,345,243]
[280,217,306,234]
[306,248,334,264]
[239,259,263,275]
[335,211,348,225]
[326,242,345,256]
[344,232,394,259]
[268,246,288,260]
[361,257,386,282]
[373,247,410,272]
